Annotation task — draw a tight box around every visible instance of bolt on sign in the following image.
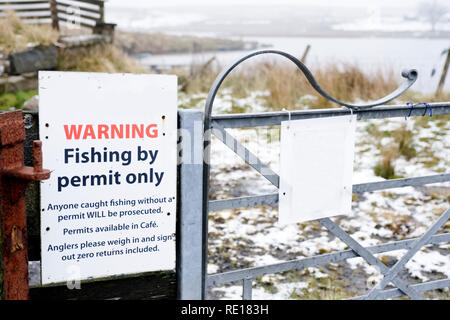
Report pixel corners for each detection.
[279,115,356,224]
[38,72,177,284]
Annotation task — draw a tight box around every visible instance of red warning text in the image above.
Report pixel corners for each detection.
[64,124,159,140]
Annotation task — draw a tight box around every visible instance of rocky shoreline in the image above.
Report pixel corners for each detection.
[115,31,262,56]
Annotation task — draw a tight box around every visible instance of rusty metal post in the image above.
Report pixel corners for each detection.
[0,111,50,300]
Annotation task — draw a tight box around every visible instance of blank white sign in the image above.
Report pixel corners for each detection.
[279,115,357,224]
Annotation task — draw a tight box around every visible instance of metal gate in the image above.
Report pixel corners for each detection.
[196,50,450,300]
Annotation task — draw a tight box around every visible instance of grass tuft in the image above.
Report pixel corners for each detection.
[0,11,59,54]
[58,44,147,74]
[392,124,416,160]
[374,145,398,179]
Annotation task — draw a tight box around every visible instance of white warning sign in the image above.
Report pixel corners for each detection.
[38,71,177,284]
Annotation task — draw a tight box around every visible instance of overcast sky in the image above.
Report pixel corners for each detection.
[107,0,425,8]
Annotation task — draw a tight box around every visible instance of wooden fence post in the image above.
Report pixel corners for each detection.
[98,0,104,22]
[49,0,60,31]
[436,48,450,97]
[301,44,311,63]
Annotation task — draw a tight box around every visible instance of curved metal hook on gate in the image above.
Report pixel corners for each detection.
[203,49,418,130]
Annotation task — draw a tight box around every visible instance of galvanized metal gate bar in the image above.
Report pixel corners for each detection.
[201,49,450,300]
[211,122,279,187]
[206,233,450,286]
[365,208,450,300]
[211,102,450,128]
[242,277,253,300]
[350,278,450,300]
[205,116,450,298]
[206,118,450,299]
[318,217,423,300]
[208,118,449,297]
[177,110,204,299]
[209,173,450,212]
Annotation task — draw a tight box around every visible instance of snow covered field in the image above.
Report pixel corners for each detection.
[180,90,450,299]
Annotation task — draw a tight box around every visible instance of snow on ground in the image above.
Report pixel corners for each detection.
[182,91,449,300]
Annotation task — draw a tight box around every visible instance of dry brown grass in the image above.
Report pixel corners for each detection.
[176,60,400,110]
[371,123,417,179]
[58,44,147,74]
[0,12,145,74]
[400,91,450,109]
[262,62,400,109]
[392,124,416,160]
[175,59,220,94]
[0,11,59,54]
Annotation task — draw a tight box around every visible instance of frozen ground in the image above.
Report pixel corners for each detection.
[180,90,450,300]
